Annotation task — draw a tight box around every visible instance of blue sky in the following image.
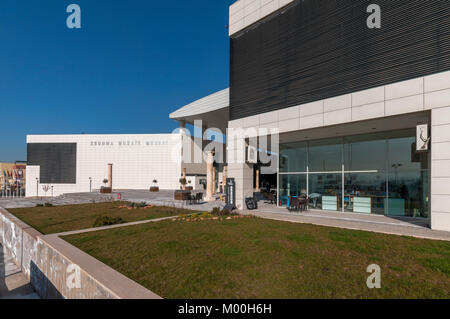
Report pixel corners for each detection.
[0,0,234,162]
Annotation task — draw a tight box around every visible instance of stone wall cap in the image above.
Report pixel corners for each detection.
[41,234,162,299]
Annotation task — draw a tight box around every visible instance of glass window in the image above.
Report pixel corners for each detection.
[388,130,428,171]
[308,138,342,172]
[344,172,387,215]
[386,129,429,218]
[344,133,387,172]
[309,173,342,211]
[280,142,307,173]
[277,129,429,218]
[279,174,307,206]
[387,170,429,218]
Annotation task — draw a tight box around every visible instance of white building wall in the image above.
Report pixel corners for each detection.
[185,176,206,191]
[26,134,182,197]
[227,130,255,210]
[229,0,295,36]
[429,72,450,231]
[227,70,450,231]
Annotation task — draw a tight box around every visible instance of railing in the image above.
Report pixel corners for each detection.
[0,187,25,198]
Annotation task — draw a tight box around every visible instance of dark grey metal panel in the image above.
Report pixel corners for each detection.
[230,0,450,120]
[27,143,77,184]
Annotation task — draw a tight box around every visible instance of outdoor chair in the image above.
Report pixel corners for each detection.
[298,195,309,212]
[195,192,203,204]
[287,197,301,212]
[186,193,195,205]
[264,192,276,204]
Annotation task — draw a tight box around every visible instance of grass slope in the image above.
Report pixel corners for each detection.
[63,217,450,299]
[9,202,194,234]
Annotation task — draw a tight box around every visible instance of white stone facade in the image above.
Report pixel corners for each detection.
[227,70,450,232]
[229,0,295,36]
[26,134,182,197]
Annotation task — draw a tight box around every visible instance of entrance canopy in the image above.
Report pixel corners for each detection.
[170,88,229,132]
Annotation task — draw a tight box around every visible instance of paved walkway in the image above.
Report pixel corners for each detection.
[53,215,182,237]
[2,190,449,241]
[249,203,450,241]
[0,192,117,209]
[0,245,39,299]
[117,189,225,211]
[0,189,225,211]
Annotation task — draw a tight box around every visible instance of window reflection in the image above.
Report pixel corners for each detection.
[280,142,307,173]
[344,172,386,215]
[279,129,430,218]
[309,174,342,211]
[388,134,428,171]
[279,174,307,206]
[308,139,341,172]
[344,133,387,171]
[387,170,429,218]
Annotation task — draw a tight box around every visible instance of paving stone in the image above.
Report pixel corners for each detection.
[0,190,225,211]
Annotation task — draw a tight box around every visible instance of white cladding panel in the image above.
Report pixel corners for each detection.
[229,0,295,36]
[26,134,182,197]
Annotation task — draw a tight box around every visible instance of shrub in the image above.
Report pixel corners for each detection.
[126,202,148,208]
[35,204,44,207]
[44,203,54,207]
[200,212,212,218]
[93,216,126,228]
[211,207,236,217]
[221,209,232,216]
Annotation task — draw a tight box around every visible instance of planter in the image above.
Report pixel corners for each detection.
[174,190,191,201]
[100,187,112,194]
[149,187,160,192]
[185,186,193,191]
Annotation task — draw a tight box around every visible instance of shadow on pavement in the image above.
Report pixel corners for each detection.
[0,244,8,297]
[0,244,40,299]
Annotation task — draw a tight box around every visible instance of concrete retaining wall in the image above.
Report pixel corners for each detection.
[0,207,161,299]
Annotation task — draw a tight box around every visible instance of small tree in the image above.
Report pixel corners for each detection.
[42,185,50,197]
[179,178,187,190]
[103,178,109,187]
[153,179,158,186]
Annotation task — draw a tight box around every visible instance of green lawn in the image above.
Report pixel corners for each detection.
[9,202,195,234]
[63,217,450,299]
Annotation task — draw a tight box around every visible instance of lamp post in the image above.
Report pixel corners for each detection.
[89,177,92,192]
[392,163,403,184]
[35,178,39,198]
